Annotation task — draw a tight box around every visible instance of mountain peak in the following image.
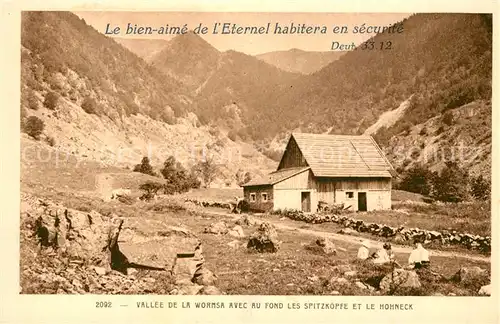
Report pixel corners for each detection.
[167,31,219,54]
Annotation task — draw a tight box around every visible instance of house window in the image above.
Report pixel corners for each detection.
[346,191,354,199]
[262,193,268,202]
[250,193,256,202]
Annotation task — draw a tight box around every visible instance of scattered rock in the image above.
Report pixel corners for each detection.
[454,266,489,285]
[199,285,222,295]
[355,281,368,290]
[478,284,491,296]
[235,215,254,226]
[247,223,281,253]
[344,271,357,278]
[338,228,359,236]
[193,267,218,286]
[308,275,319,282]
[379,269,421,292]
[315,237,337,255]
[93,267,107,276]
[175,284,204,295]
[228,225,245,238]
[331,264,352,274]
[204,222,229,235]
[227,240,241,249]
[330,290,341,295]
[392,233,406,244]
[330,277,350,286]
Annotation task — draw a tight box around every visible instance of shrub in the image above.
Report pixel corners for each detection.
[435,126,445,135]
[470,175,491,201]
[431,162,469,202]
[43,91,59,110]
[133,156,156,177]
[45,136,56,147]
[395,165,434,196]
[160,156,201,194]
[27,90,40,110]
[139,181,164,201]
[81,96,98,114]
[441,111,454,126]
[193,156,219,188]
[23,116,44,140]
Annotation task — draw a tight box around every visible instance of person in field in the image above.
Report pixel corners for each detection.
[408,242,430,269]
[372,242,394,264]
[357,240,371,260]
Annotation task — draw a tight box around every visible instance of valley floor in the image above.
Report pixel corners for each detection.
[19,141,491,296]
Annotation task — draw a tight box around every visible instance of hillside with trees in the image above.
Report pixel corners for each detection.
[219,14,491,142]
[21,11,189,123]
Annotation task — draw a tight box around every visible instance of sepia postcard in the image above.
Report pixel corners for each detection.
[0,0,499,323]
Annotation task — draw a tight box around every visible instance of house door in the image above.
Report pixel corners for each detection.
[358,192,367,212]
[301,192,311,212]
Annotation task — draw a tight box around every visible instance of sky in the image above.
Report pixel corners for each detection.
[74,12,411,55]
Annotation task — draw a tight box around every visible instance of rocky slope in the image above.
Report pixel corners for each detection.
[20,11,276,187]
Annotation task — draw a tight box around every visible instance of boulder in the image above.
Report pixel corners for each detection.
[22,195,128,273]
[344,271,357,278]
[174,284,204,295]
[204,222,229,235]
[247,222,281,253]
[313,237,337,255]
[199,285,222,295]
[228,225,245,238]
[235,215,254,226]
[478,284,491,296]
[338,228,359,236]
[331,264,352,274]
[330,277,350,286]
[454,266,489,285]
[192,267,218,286]
[171,242,205,284]
[379,269,421,293]
[392,233,406,244]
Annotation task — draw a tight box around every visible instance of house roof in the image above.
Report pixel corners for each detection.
[288,133,395,178]
[242,167,310,187]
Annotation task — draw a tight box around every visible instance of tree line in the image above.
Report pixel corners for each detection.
[396,161,490,202]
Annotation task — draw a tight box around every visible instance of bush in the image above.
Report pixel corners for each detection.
[441,111,454,126]
[133,157,156,176]
[396,165,434,196]
[139,181,164,201]
[45,136,56,147]
[431,162,469,202]
[470,175,491,201]
[193,156,219,188]
[81,96,98,114]
[160,156,201,194]
[27,90,40,110]
[23,116,44,140]
[43,91,59,110]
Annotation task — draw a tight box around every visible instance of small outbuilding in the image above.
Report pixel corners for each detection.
[242,133,395,213]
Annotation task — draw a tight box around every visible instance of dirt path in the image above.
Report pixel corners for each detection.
[203,210,490,263]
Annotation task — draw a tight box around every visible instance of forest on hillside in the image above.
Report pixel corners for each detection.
[236,13,492,141]
[21,11,188,123]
